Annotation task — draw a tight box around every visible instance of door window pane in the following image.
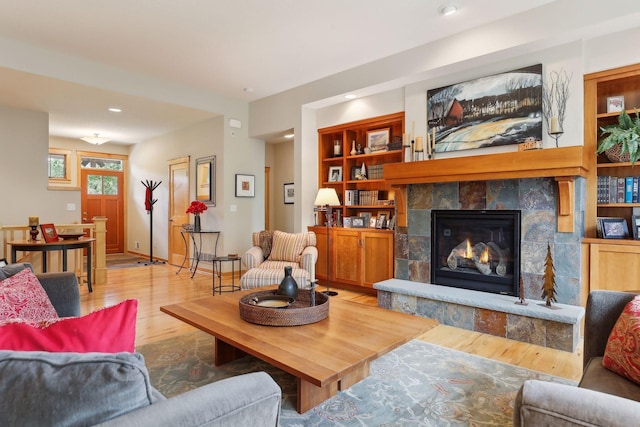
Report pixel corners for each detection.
[87,175,103,194]
[103,176,118,195]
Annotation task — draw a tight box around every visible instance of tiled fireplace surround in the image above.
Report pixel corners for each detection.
[375,177,586,352]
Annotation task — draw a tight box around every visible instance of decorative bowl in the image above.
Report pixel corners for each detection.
[57,233,86,240]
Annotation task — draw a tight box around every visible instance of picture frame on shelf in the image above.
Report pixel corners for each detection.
[387,216,395,230]
[40,223,59,243]
[378,210,391,220]
[607,95,625,113]
[350,166,363,180]
[235,174,255,198]
[369,216,377,228]
[283,182,294,204]
[328,166,342,182]
[600,217,629,239]
[632,215,640,240]
[376,214,387,229]
[351,217,365,228]
[359,212,371,227]
[343,217,352,228]
[366,128,390,151]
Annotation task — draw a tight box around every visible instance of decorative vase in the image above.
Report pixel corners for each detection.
[278,266,299,299]
[605,144,631,163]
[333,140,342,157]
[194,215,201,232]
[350,141,357,156]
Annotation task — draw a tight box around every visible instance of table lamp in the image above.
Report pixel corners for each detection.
[314,188,340,296]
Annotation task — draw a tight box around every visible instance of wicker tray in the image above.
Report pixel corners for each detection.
[239,289,329,326]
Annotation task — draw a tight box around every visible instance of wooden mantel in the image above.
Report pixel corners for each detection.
[384,146,589,233]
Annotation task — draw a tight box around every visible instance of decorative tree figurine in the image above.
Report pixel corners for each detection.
[515,274,528,305]
[541,243,557,306]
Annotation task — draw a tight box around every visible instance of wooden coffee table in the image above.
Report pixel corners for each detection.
[161,287,438,413]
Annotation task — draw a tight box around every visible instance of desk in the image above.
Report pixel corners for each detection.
[177,230,220,278]
[8,238,95,292]
[211,256,241,294]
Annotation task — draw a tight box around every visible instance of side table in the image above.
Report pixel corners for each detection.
[177,230,220,278]
[212,256,241,295]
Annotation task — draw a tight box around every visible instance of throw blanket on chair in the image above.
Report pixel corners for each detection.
[258,231,274,260]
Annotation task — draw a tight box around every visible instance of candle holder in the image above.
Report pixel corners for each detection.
[549,130,564,148]
[403,144,412,162]
[414,149,424,161]
[30,226,39,242]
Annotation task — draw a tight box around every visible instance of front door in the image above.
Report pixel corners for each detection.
[80,155,126,254]
[168,157,190,266]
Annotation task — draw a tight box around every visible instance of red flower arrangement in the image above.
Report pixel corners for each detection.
[186,200,208,215]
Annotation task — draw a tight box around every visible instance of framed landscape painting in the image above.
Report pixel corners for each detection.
[427,64,543,153]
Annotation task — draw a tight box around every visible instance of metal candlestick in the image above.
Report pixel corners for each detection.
[549,131,563,148]
[29,226,39,242]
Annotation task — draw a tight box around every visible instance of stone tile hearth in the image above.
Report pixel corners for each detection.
[375,279,584,352]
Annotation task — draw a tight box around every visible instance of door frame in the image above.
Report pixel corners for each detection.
[77,150,128,253]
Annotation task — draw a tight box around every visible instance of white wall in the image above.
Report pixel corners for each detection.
[270,141,295,232]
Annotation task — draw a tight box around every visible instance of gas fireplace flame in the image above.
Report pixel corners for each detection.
[480,246,489,264]
[465,239,472,258]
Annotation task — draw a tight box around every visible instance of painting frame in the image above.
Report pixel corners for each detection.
[40,223,59,243]
[235,174,255,198]
[328,166,342,182]
[195,155,215,206]
[427,64,543,153]
[283,182,294,204]
[351,217,365,228]
[607,95,625,113]
[366,128,390,151]
[601,217,629,239]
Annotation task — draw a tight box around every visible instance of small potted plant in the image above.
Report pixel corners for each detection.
[597,109,640,165]
[186,200,208,232]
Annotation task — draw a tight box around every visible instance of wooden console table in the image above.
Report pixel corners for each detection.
[8,238,95,292]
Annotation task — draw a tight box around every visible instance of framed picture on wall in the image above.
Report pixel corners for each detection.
[283,183,294,204]
[235,174,255,197]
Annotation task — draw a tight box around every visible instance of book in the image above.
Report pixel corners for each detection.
[626,177,634,203]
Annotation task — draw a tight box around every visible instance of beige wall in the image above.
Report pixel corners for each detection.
[0,106,82,258]
[269,141,294,232]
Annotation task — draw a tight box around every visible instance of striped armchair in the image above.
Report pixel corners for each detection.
[240,230,317,290]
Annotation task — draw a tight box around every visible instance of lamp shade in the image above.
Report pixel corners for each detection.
[314,188,340,206]
[81,134,110,145]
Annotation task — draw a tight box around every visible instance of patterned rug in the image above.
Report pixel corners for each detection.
[138,330,576,426]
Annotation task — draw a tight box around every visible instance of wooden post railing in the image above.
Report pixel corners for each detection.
[0,218,107,288]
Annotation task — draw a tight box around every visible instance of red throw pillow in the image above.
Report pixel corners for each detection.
[0,299,137,353]
[602,295,640,384]
[0,268,58,324]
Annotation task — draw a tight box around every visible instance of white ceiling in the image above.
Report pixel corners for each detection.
[0,0,560,144]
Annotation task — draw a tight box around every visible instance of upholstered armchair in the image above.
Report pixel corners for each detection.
[241,230,317,290]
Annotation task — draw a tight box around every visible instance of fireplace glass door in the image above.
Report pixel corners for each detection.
[431,210,520,295]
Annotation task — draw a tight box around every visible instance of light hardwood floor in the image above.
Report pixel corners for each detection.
[79,263,583,382]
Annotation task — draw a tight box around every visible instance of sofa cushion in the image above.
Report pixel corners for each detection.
[603,295,640,385]
[0,268,58,324]
[0,350,156,426]
[0,262,33,280]
[0,299,137,353]
[268,231,307,262]
[581,356,640,402]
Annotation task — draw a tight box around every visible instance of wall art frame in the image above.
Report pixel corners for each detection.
[235,174,255,198]
[427,64,543,153]
[283,182,294,204]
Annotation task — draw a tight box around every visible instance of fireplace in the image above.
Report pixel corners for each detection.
[431,210,521,296]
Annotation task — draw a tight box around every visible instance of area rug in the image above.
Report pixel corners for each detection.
[105,253,151,269]
[138,330,576,426]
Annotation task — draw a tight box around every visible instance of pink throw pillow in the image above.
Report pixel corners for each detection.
[0,268,58,323]
[0,299,137,353]
[602,295,640,384]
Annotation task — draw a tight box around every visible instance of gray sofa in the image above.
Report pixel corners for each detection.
[0,267,282,427]
[514,290,640,426]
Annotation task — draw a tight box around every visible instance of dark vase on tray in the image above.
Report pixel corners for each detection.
[278,266,298,299]
[194,215,201,232]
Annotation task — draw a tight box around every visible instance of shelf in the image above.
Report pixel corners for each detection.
[597,161,636,169]
[598,203,640,207]
[345,205,394,209]
[346,150,402,160]
[346,179,385,185]
[583,237,640,245]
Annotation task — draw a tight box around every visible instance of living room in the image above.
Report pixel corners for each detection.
[2,1,640,425]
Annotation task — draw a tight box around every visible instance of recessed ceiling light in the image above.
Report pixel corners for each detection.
[108,107,122,113]
[439,4,458,16]
[344,94,357,100]
[284,133,294,139]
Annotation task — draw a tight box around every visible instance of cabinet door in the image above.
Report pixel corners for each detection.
[361,231,394,288]
[589,242,640,291]
[333,229,360,285]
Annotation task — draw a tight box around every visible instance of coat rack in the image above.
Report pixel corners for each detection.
[141,180,164,265]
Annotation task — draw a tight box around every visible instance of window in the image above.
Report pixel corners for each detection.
[87,175,119,195]
[48,149,71,182]
[81,156,123,171]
